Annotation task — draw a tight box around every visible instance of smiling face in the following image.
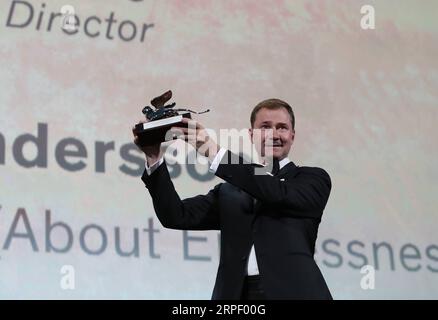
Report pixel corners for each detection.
[249,107,295,160]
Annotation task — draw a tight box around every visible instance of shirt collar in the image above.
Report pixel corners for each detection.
[279,157,291,170]
[252,156,291,170]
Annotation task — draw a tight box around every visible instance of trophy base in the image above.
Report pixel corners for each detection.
[134,112,192,146]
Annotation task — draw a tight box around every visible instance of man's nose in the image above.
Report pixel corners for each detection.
[272,128,280,139]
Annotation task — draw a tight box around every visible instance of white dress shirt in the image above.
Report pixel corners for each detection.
[144,147,291,276]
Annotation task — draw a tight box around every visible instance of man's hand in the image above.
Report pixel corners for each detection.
[132,119,163,166]
[171,118,220,162]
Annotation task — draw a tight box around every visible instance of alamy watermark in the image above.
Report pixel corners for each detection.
[60,264,75,290]
[360,5,376,30]
[360,265,375,290]
[161,120,279,176]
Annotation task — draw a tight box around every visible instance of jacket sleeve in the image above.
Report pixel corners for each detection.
[215,150,331,219]
[141,160,221,230]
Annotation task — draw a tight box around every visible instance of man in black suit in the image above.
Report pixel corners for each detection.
[133,99,332,300]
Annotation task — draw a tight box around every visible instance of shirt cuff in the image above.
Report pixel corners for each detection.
[208,147,228,174]
[145,157,164,175]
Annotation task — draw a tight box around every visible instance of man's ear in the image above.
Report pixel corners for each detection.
[248,128,253,143]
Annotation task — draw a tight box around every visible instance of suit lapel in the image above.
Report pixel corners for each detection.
[278,161,298,177]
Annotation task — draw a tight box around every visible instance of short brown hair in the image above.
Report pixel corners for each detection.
[250,99,295,129]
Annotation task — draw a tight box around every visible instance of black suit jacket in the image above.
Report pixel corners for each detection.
[141,150,332,300]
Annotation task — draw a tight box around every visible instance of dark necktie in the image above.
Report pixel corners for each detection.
[271,158,280,176]
[251,159,280,210]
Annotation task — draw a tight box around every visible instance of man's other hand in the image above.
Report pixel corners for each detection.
[170,118,220,162]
